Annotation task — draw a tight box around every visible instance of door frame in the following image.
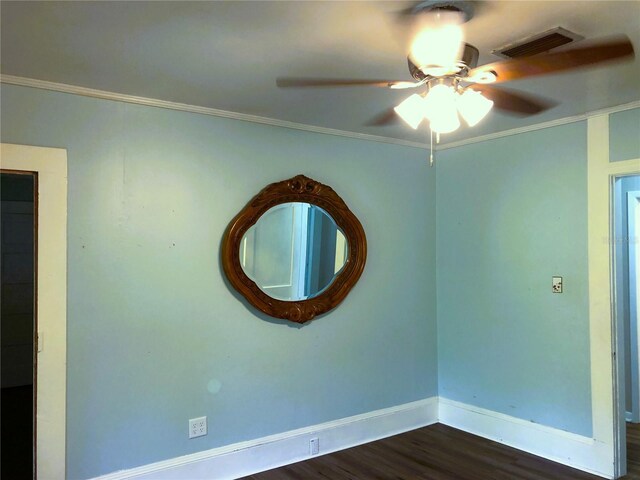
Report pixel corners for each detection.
[1,143,67,479]
[615,185,640,426]
[587,114,640,478]
[628,190,640,422]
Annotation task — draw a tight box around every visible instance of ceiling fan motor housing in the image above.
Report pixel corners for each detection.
[408,43,479,80]
[460,44,479,69]
[410,0,475,22]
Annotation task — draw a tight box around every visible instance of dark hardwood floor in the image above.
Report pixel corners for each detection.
[243,422,640,480]
[626,422,640,479]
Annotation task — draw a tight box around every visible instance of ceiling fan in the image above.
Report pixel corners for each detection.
[276,0,634,158]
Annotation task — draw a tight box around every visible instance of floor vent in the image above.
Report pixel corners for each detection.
[492,27,583,59]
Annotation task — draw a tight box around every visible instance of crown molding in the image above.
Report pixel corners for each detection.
[2,74,638,153]
[0,74,430,150]
[437,100,640,151]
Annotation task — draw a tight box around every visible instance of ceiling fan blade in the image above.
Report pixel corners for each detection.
[276,78,411,88]
[470,85,557,116]
[365,108,400,126]
[468,36,634,84]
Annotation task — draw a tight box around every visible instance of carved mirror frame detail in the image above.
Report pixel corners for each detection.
[222,174,367,323]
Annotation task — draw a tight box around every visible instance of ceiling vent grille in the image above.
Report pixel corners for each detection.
[492,27,583,59]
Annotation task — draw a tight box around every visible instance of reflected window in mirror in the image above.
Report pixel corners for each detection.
[239,202,348,301]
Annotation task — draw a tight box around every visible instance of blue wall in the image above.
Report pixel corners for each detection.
[436,123,592,436]
[0,84,437,479]
[610,108,640,163]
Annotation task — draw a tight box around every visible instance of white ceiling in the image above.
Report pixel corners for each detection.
[2,1,639,145]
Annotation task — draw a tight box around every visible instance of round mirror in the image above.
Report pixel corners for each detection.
[239,202,348,301]
[222,175,366,323]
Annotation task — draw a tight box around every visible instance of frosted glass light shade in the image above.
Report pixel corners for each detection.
[424,84,460,134]
[410,11,464,74]
[394,94,426,130]
[428,109,460,134]
[457,89,494,126]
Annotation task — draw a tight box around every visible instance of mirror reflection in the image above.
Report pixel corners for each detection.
[240,202,348,301]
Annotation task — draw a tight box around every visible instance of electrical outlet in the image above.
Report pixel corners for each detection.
[189,416,207,439]
[309,437,319,455]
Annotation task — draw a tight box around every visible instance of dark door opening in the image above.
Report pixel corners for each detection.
[1,172,37,479]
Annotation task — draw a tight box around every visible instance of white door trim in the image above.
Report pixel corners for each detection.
[587,114,640,478]
[1,143,67,480]
[629,191,640,426]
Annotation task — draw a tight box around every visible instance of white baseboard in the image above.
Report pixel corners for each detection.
[91,397,438,480]
[439,397,613,479]
[90,397,616,480]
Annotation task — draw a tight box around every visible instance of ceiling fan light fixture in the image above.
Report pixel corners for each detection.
[410,10,464,74]
[424,84,457,116]
[424,84,460,133]
[457,89,494,126]
[394,93,427,129]
[428,109,460,134]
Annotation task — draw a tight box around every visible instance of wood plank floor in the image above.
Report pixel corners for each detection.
[627,422,640,479]
[243,422,640,480]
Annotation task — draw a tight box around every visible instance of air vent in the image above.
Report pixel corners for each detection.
[492,27,583,59]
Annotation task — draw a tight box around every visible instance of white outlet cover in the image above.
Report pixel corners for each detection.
[189,416,207,439]
[310,437,319,455]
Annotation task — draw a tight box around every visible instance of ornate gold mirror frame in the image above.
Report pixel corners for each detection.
[222,174,367,323]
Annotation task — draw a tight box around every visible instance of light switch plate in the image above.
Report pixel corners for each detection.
[552,276,563,293]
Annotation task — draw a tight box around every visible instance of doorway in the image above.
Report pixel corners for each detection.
[1,172,37,478]
[0,143,67,479]
[614,174,640,476]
